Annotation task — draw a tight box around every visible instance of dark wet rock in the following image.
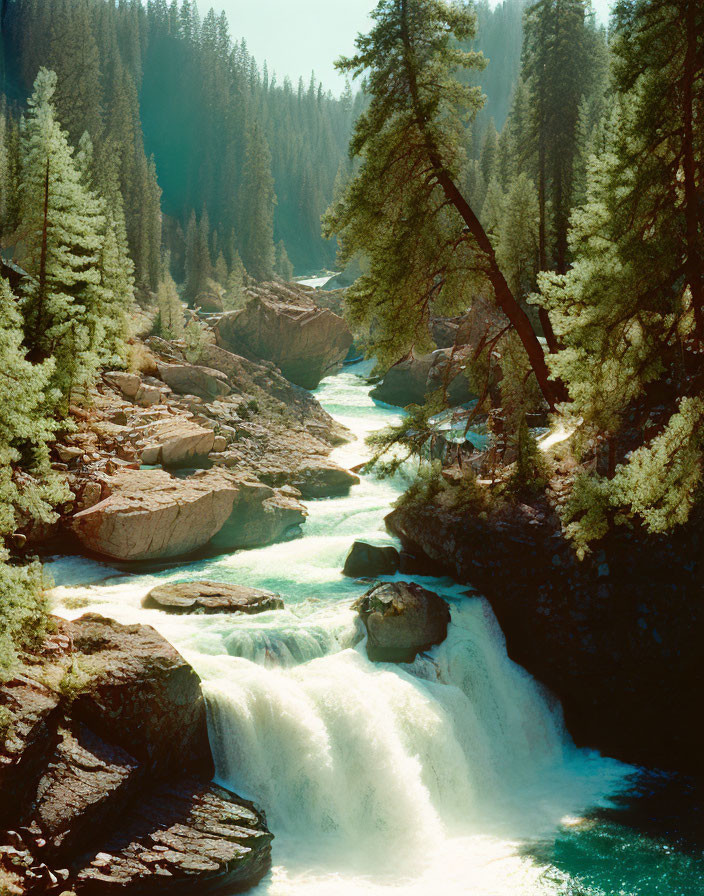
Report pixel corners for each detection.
[68,614,212,777]
[343,542,400,578]
[387,497,704,777]
[72,779,272,896]
[30,723,142,862]
[0,618,273,895]
[0,677,63,828]
[144,581,284,615]
[370,352,433,407]
[354,581,451,663]
[371,349,474,409]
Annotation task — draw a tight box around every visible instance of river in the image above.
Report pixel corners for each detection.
[48,363,702,896]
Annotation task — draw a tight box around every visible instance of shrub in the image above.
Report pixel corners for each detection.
[0,560,51,679]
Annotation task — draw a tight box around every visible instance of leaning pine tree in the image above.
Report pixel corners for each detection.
[325,0,562,410]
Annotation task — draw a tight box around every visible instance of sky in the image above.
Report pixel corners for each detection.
[212,0,614,95]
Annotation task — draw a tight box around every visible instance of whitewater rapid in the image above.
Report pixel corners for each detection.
[49,362,632,896]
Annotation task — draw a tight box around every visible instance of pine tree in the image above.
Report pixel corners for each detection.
[274,240,294,281]
[223,249,247,311]
[183,208,212,302]
[238,121,276,281]
[19,69,105,407]
[536,0,704,551]
[522,0,594,274]
[479,120,499,186]
[496,173,540,300]
[0,277,68,554]
[480,177,506,238]
[49,0,104,146]
[214,250,228,285]
[326,0,561,409]
[156,265,184,338]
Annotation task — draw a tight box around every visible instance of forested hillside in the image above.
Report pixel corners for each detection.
[0,0,362,278]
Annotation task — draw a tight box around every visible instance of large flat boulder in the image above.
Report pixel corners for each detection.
[72,779,272,896]
[143,581,284,615]
[214,282,353,389]
[70,469,238,561]
[157,363,231,402]
[354,582,451,663]
[256,454,360,499]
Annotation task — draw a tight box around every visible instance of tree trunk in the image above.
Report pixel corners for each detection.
[399,0,564,410]
[32,156,51,350]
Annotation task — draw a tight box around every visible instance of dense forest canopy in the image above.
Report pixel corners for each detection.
[329,0,703,553]
[1,0,530,281]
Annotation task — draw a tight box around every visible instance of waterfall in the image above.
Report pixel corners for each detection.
[49,364,632,896]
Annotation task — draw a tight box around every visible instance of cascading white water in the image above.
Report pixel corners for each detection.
[49,362,630,896]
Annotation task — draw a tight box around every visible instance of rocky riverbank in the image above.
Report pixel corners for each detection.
[387,494,704,778]
[26,283,359,564]
[0,615,272,895]
[2,282,362,894]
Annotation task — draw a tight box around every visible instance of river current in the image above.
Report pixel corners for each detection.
[49,363,702,895]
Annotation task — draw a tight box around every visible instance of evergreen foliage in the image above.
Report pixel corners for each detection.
[156,266,184,339]
[1,0,360,276]
[326,0,559,409]
[20,69,109,406]
[275,240,294,282]
[536,0,704,552]
[239,122,276,282]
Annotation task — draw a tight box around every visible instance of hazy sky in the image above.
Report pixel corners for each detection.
[212,0,613,94]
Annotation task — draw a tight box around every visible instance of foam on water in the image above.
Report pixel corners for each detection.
[50,363,637,896]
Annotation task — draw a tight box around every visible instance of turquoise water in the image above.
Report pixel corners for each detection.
[49,363,703,895]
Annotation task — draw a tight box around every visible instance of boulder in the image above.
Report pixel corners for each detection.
[214,283,353,389]
[208,475,307,551]
[104,371,141,399]
[195,287,225,313]
[70,469,238,561]
[370,351,434,407]
[257,455,360,499]
[0,677,63,827]
[72,779,272,896]
[69,614,212,776]
[157,363,231,402]
[30,723,142,861]
[135,383,165,407]
[343,541,401,578]
[0,618,273,895]
[140,417,215,468]
[371,349,474,409]
[354,582,451,663]
[143,581,284,615]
